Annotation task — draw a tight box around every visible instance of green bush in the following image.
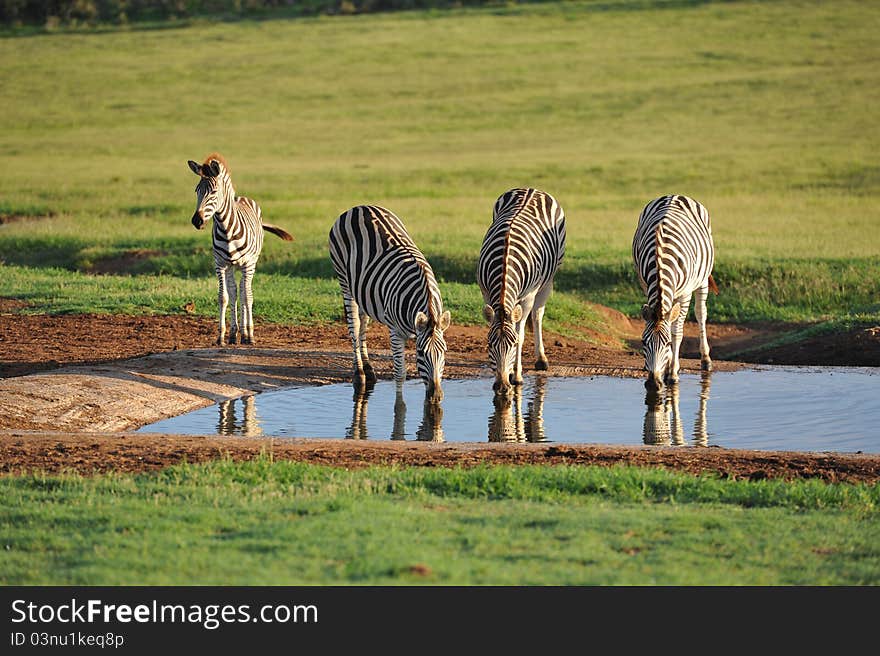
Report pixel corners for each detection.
[1,0,493,27]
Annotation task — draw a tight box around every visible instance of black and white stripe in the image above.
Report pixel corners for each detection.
[329,205,451,401]
[188,154,293,346]
[477,188,566,394]
[632,194,716,390]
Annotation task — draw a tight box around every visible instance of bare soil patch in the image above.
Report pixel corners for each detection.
[1,305,878,482]
[84,248,169,275]
[0,212,55,225]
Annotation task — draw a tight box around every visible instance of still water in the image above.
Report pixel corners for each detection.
[138,366,880,454]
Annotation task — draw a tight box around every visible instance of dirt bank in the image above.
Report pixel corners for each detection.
[0,310,744,433]
[1,306,878,482]
[3,432,878,484]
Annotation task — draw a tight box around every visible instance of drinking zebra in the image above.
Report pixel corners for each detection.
[328,205,451,402]
[187,153,293,346]
[477,188,566,395]
[632,194,717,390]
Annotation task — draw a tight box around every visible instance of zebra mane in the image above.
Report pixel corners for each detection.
[653,224,671,321]
[201,152,230,175]
[428,295,443,323]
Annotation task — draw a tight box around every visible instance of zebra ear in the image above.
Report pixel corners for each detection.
[207,160,221,177]
[482,304,494,324]
[668,302,681,323]
[641,304,653,321]
[415,311,429,333]
[439,310,451,331]
[511,304,523,323]
[188,160,202,175]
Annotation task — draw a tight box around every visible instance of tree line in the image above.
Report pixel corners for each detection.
[2,0,495,28]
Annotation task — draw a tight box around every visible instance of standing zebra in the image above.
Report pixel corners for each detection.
[329,205,451,402]
[477,188,566,395]
[187,153,293,346]
[632,194,717,390]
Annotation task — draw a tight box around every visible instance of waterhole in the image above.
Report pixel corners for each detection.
[138,366,879,454]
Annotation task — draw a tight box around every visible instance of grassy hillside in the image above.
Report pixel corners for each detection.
[1,0,878,337]
[3,459,878,584]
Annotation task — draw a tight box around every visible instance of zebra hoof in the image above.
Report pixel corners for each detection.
[701,358,713,372]
[363,365,377,383]
[227,335,238,345]
[241,337,253,345]
[534,358,549,371]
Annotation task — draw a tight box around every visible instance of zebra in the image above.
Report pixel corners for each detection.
[632,194,717,391]
[477,188,566,395]
[328,205,451,402]
[187,153,293,346]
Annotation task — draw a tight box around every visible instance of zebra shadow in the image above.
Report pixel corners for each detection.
[487,376,548,443]
[642,372,712,446]
[347,383,444,442]
[216,394,263,437]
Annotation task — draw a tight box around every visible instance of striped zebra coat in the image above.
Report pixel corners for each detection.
[188,153,293,346]
[477,188,566,394]
[632,194,717,390]
[329,205,451,401]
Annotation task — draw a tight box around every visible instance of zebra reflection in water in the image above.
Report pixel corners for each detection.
[487,376,547,443]
[346,384,444,442]
[216,395,262,437]
[642,372,712,446]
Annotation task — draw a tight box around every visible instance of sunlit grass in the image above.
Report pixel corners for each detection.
[1,0,878,333]
[2,459,877,585]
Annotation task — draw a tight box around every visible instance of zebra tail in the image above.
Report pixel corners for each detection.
[708,274,719,295]
[263,223,295,241]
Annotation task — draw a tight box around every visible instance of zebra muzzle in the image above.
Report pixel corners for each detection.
[645,373,664,391]
[426,381,443,403]
[492,376,514,396]
[191,213,206,229]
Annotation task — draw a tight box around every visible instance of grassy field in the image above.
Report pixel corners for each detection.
[1,0,878,338]
[2,1,879,587]
[2,459,878,585]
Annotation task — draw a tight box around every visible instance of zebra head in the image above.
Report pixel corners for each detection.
[414,308,451,402]
[483,302,523,395]
[187,155,231,230]
[640,301,681,391]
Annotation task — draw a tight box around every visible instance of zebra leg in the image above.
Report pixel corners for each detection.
[695,282,712,371]
[531,281,553,370]
[531,305,548,370]
[343,295,367,388]
[239,264,255,345]
[668,295,690,384]
[513,314,526,386]
[390,329,408,385]
[225,267,239,345]
[216,266,229,346]
[359,313,376,383]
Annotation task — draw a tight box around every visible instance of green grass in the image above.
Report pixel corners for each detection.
[1,0,879,336]
[1,1,878,588]
[2,459,878,585]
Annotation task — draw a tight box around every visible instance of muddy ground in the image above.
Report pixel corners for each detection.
[1,301,879,483]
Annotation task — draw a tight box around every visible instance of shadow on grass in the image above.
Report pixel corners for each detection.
[1,0,739,40]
